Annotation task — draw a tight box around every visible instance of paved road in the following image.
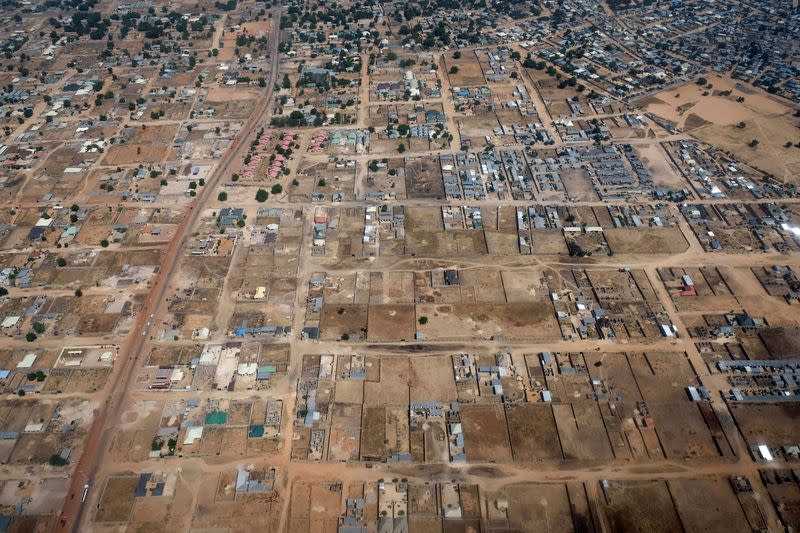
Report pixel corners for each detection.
[56,7,283,531]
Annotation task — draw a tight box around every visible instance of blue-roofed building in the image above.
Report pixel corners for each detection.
[135,473,151,497]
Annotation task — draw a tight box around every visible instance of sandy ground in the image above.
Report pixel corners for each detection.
[642,75,800,182]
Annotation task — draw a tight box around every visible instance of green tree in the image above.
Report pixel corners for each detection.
[217,191,228,201]
[255,189,269,202]
[49,454,68,466]
[271,183,283,194]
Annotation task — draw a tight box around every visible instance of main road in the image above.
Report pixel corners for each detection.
[57,7,283,531]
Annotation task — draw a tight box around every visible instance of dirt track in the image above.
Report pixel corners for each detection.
[56,8,284,531]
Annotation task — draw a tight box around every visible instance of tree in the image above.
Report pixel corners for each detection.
[32,322,45,334]
[449,66,459,74]
[748,139,760,148]
[56,257,67,267]
[0,287,7,297]
[49,454,69,467]
[25,332,37,342]
[453,51,461,59]
[74,289,82,297]
[397,143,406,153]
[271,183,282,194]
[100,239,109,247]
[217,191,228,201]
[255,189,269,202]
[418,316,428,324]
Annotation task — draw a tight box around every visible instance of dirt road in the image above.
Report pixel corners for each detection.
[56,7,283,531]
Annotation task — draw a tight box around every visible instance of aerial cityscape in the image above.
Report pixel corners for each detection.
[0,0,797,531]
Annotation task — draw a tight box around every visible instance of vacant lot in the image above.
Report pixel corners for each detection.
[319,304,369,340]
[506,483,574,533]
[417,302,559,340]
[408,356,458,403]
[506,404,563,461]
[730,403,800,449]
[604,227,689,254]
[96,476,138,522]
[460,404,512,462]
[367,304,416,341]
[669,478,751,531]
[599,480,683,532]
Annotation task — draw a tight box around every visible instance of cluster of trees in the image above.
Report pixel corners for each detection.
[53,8,208,43]
[255,184,283,202]
[398,20,453,48]
[271,109,321,128]
[214,0,237,11]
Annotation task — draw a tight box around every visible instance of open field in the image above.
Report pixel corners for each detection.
[643,75,800,182]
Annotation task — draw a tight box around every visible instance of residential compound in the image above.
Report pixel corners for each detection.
[0,0,795,531]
